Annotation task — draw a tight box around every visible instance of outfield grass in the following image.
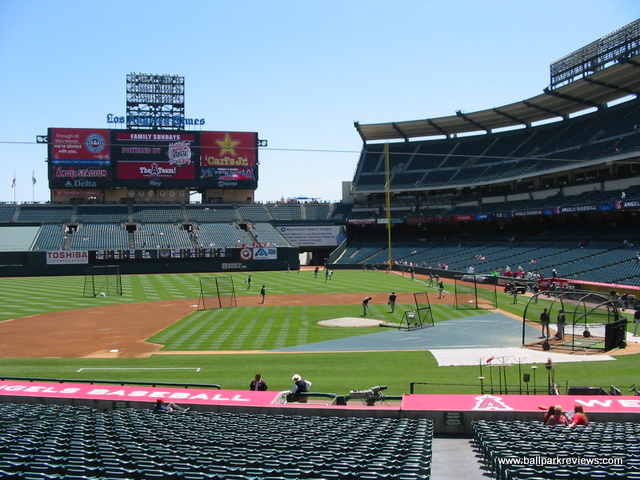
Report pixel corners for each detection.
[0,270,638,396]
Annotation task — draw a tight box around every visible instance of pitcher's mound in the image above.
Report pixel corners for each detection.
[318,317,385,327]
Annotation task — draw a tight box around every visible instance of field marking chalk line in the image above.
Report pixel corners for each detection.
[76,367,201,372]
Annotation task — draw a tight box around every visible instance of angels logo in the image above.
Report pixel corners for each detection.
[473,394,513,411]
[167,141,192,167]
[219,168,254,181]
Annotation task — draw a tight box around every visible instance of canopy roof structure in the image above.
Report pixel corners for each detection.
[354,54,640,143]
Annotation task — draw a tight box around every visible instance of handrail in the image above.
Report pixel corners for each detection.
[0,376,221,389]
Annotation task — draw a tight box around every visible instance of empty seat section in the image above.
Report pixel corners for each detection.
[76,205,129,223]
[194,223,254,247]
[185,205,239,222]
[26,407,434,480]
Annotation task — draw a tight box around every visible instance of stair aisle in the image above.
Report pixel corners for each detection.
[431,437,490,479]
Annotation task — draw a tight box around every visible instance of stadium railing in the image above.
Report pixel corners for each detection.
[0,376,221,389]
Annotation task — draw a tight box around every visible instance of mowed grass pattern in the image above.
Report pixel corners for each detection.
[152,305,401,351]
[0,270,483,351]
[0,270,475,323]
[1,270,638,394]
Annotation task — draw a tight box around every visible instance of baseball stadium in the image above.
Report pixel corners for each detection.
[2,19,640,480]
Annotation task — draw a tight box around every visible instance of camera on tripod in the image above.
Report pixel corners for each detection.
[349,385,388,406]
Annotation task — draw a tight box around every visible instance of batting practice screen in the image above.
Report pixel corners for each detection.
[198,276,238,310]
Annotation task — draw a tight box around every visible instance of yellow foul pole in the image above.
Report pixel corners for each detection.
[385,143,392,269]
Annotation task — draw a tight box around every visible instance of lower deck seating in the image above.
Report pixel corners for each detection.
[339,234,640,285]
[473,419,640,480]
[0,403,434,479]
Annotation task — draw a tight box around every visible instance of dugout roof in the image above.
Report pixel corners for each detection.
[354,54,640,143]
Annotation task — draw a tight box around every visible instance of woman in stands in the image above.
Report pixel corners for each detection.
[545,405,568,426]
[569,404,588,427]
[540,405,555,423]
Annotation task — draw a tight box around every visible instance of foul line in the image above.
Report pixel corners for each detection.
[76,367,201,372]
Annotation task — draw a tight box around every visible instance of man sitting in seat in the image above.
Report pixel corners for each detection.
[153,398,189,413]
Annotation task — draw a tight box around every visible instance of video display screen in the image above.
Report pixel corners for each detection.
[48,128,258,190]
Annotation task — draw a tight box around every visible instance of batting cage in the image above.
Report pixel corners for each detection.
[522,290,626,352]
[398,292,434,331]
[198,276,238,310]
[83,265,123,297]
[454,274,497,310]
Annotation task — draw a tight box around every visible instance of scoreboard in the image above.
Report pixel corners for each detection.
[92,248,228,262]
[48,128,259,191]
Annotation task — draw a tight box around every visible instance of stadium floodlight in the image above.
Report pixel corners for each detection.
[126,73,185,130]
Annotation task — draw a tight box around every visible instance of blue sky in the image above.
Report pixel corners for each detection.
[0,0,637,203]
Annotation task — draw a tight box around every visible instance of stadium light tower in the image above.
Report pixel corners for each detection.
[126,73,185,130]
[549,18,640,89]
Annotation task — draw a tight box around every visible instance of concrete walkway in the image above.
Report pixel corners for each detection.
[431,437,492,479]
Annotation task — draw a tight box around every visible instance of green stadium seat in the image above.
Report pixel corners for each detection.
[0,461,22,475]
[0,404,434,479]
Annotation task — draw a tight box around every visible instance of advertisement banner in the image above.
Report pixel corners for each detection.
[117,162,194,180]
[46,251,89,265]
[200,131,257,167]
[239,248,253,261]
[113,131,196,180]
[348,218,376,225]
[402,393,640,413]
[0,381,280,407]
[619,200,640,209]
[559,205,599,214]
[53,190,103,197]
[50,178,106,189]
[199,131,258,189]
[253,246,277,260]
[200,166,257,189]
[50,164,112,188]
[50,128,111,165]
[278,225,347,247]
[52,165,110,180]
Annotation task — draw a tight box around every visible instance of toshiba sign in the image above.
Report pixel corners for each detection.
[46,251,89,265]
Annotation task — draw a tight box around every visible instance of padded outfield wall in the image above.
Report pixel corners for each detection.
[0,247,299,277]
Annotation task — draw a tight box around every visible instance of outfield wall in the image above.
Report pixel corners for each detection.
[0,247,299,277]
